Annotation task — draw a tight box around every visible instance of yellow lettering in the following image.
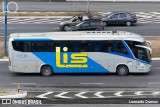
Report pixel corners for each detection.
[71,53,88,63]
[56,47,64,67]
[63,53,68,63]
[56,47,88,68]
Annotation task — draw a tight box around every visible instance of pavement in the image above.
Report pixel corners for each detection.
[0,90,27,99]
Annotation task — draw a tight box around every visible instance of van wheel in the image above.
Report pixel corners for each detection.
[116,65,129,76]
[126,21,131,26]
[41,66,53,77]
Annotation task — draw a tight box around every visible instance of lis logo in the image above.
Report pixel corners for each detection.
[56,47,88,68]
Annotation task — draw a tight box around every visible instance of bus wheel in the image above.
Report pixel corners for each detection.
[116,65,129,76]
[41,66,53,77]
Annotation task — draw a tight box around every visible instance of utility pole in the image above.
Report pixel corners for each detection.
[4,0,8,58]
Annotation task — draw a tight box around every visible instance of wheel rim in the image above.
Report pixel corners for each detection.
[126,22,131,26]
[43,67,51,76]
[64,26,70,31]
[120,68,126,74]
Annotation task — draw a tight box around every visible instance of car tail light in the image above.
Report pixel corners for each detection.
[100,21,103,27]
[133,16,137,19]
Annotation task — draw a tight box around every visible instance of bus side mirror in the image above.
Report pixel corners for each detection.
[145,40,151,48]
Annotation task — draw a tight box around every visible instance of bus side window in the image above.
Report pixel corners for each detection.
[50,42,54,52]
[72,41,80,52]
[12,41,24,52]
[80,41,89,52]
[66,41,74,52]
[94,42,104,52]
[23,42,31,52]
[108,42,113,52]
[53,41,60,51]
[31,42,45,52]
[31,42,36,52]
[88,41,94,52]
[117,41,128,54]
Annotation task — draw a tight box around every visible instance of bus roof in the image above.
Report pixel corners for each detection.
[10,31,144,42]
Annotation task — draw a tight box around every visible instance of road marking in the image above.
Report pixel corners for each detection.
[0,28,15,30]
[134,91,143,95]
[31,91,160,99]
[36,92,54,99]
[148,82,160,85]
[11,83,36,85]
[152,92,160,95]
[155,67,160,69]
[75,92,88,98]
[94,92,105,98]
[52,28,59,30]
[55,92,71,99]
[114,91,124,97]
[80,83,105,85]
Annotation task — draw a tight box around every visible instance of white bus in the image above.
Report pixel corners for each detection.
[8,31,152,76]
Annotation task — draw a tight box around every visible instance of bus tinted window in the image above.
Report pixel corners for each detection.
[12,41,31,52]
[107,41,128,54]
[125,40,150,62]
[12,40,128,54]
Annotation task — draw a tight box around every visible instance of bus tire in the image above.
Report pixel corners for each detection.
[41,65,53,77]
[116,65,129,76]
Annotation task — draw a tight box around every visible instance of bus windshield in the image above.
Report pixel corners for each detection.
[125,40,151,62]
[133,47,151,62]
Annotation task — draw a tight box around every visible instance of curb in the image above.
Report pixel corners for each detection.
[0,59,9,61]
[152,58,160,60]
[0,90,27,99]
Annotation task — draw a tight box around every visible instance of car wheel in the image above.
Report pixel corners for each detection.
[105,22,107,26]
[126,21,132,26]
[41,66,53,77]
[63,25,70,31]
[95,29,101,31]
[116,65,129,76]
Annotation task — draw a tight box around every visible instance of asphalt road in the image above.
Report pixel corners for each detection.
[1,2,160,12]
[0,61,160,89]
[0,23,160,36]
[0,60,160,105]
